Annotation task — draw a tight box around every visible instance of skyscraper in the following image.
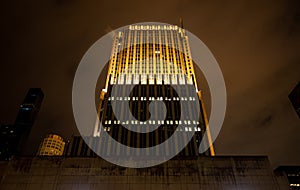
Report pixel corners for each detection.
[15,88,44,127]
[0,88,44,160]
[0,124,17,160]
[14,88,44,154]
[92,24,214,159]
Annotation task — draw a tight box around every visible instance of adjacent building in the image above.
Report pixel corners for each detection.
[37,134,66,156]
[64,136,97,157]
[0,124,17,160]
[289,82,300,118]
[0,156,289,190]
[0,88,44,160]
[275,166,300,189]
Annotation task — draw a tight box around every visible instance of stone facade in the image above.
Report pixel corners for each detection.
[0,156,288,190]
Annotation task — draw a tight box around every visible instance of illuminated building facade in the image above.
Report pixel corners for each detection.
[93,24,214,157]
[37,134,65,156]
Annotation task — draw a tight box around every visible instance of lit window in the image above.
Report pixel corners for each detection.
[290,184,300,187]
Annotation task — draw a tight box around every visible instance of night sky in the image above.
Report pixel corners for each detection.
[0,0,299,168]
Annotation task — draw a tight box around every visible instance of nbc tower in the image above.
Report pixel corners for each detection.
[92,24,215,158]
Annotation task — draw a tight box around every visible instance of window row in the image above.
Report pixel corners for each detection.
[108,96,196,101]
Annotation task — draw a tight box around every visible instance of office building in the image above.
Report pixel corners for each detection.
[64,136,97,157]
[0,156,288,189]
[0,124,17,160]
[275,166,300,189]
[289,82,300,118]
[0,88,44,160]
[93,24,214,158]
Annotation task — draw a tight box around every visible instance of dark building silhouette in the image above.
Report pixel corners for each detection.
[0,156,289,189]
[64,136,97,157]
[289,82,300,118]
[0,124,17,160]
[15,88,44,126]
[275,166,300,189]
[0,88,43,160]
